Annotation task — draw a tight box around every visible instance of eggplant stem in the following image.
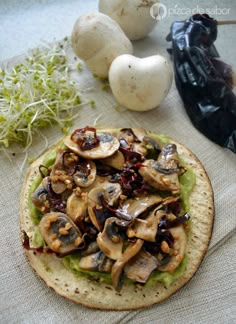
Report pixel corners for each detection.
[233,71,236,88]
[217,20,236,25]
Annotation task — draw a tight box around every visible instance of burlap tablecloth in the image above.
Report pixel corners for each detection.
[0,4,236,323]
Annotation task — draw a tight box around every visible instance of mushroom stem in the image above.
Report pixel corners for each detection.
[233,71,236,88]
[217,20,236,25]
[135,218,148,224]
[111,239,144,291]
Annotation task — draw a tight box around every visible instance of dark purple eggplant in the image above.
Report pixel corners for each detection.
[167,14,236,153]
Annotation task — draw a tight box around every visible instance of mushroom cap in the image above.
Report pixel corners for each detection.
[120,194,162,220]
[124,249,157,283]
[31,177,50,213]
[139,159,180,194]
[119,128,148,156]
[158,224,187,273]
[66,192,87,225]
[79,250,113,272]
[100,150,125,170]
[111,239,144,291]
[64,132,120,159]
[50,150,75,194]
[126,208,164,242]
[73,160,96,188]
[39,212,83,256]
[87,182,122,231]
[96,217,124,260]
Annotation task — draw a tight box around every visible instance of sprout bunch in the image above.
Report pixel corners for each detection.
[0,41,83,153]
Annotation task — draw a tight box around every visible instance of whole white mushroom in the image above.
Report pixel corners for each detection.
[99,0,159,41]
[109,54,173,112]
[71,12,133,78]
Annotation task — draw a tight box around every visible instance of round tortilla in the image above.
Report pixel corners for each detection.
[20,127,214,310]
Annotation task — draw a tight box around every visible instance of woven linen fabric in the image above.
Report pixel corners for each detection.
[1,10,236,324]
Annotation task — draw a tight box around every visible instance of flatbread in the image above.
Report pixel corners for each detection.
[20,127,214,310]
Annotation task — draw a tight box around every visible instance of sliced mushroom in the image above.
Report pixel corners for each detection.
[100,150,125,170]
[79,175,111,194]
[143,136,162,159]
[124,249,157,283]
[87,182,122,231]
[39,212,83,256]
[111,239,144,292]
[126,208,165,242]
[139,146,181,194]
[119,128,147,156]
[50,150,77,194]
[158,225,187,274]
[51,177,67,195]
[119,128,148,156]
[119,194,162,220]
[157,144,180,172]
[66,192,87,225]
[120,128,146,144]
[50,150,66,194]
[132,142,147,156]
[79,250,114,272]
[64,129,120,159]
[31,177,49,213]
[96,217,124,260]
[80,241,99,257]
[99,254,114,272]
[101,182,122,207]
[73,160,96,187]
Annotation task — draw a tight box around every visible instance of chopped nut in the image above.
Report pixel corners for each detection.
[51,233,57,240]
[74,236,83,247]
[59,228,69,235]
[74,187,81,196]
[48,214,58,223]
[172,234,179,240]
[173,249,178,256]
[51,239,61,251]
[168,264,176,273]
[111,236,120,243]
[66,183,73,190]
[176,255,182,262]
[44,220,51,230]
[61,175,67,182]
[161,241,170,254]
[81,192,88,201]
[162,177,171,185]
[146,218,153,227]
[51,175,59,182]
[65,222,72,230]
[44,200,50,208]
